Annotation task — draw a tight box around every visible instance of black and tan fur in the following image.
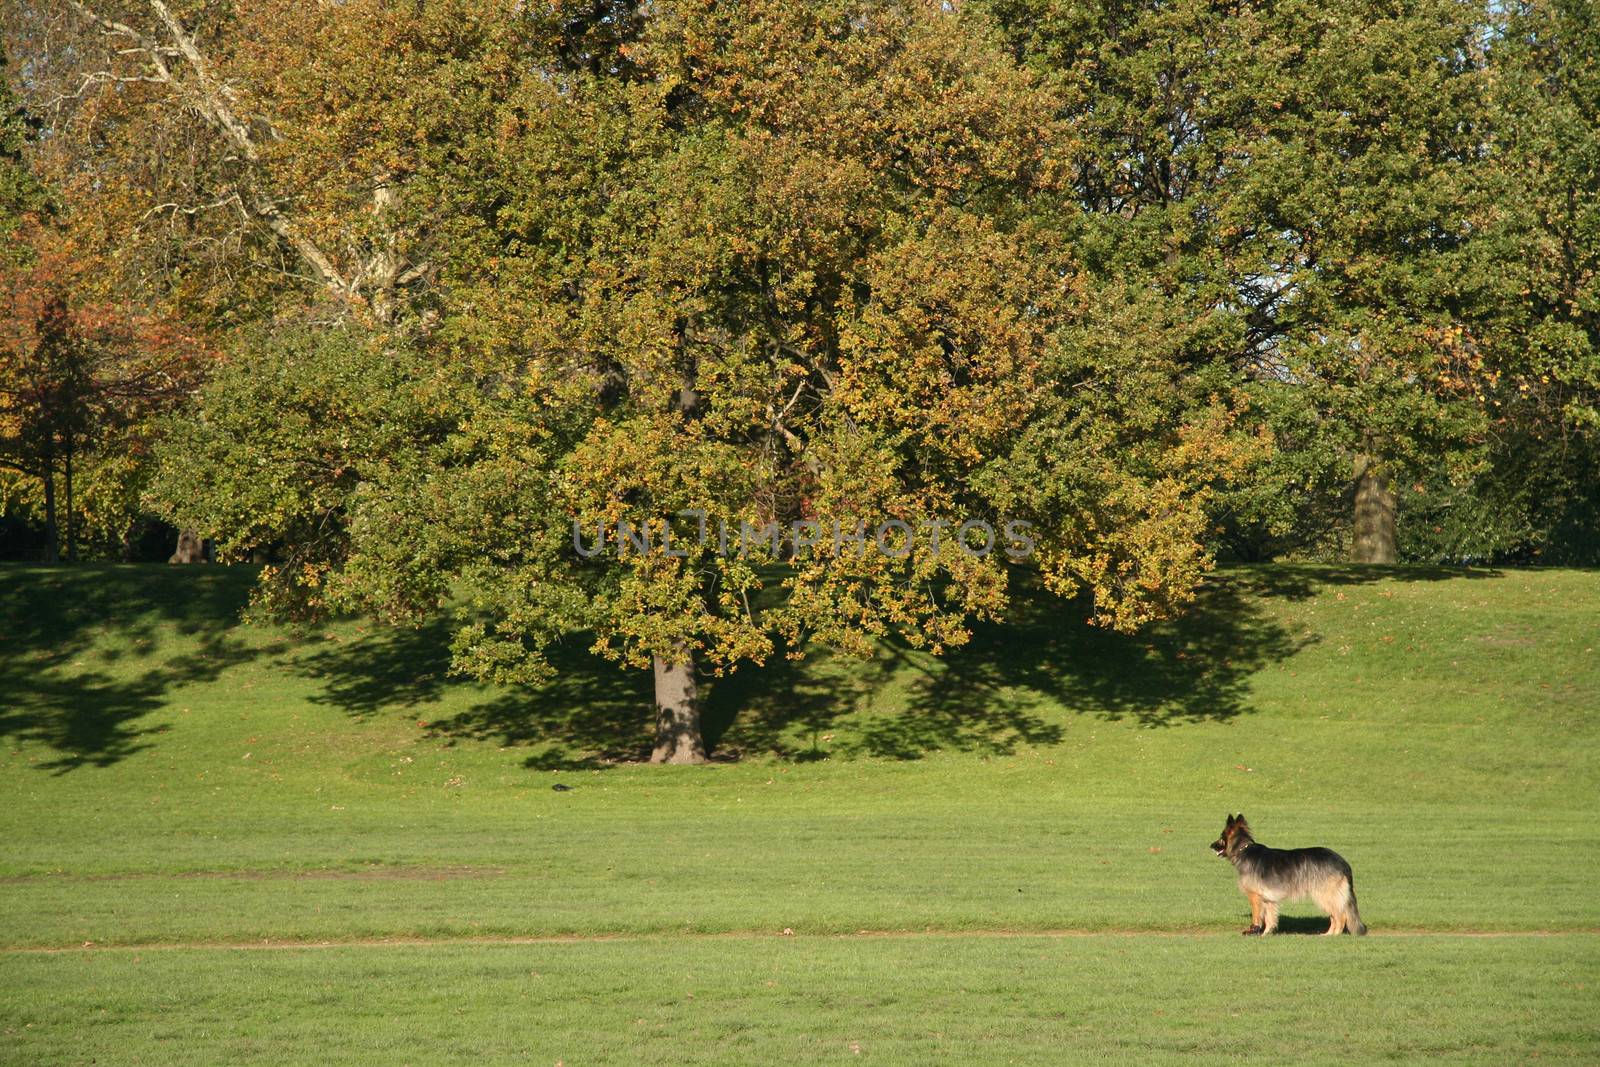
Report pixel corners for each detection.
[1210,814,1367,936]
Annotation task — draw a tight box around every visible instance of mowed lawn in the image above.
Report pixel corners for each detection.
[2,564,1597,1063]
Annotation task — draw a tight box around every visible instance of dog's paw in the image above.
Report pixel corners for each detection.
[1241,925,1264,936]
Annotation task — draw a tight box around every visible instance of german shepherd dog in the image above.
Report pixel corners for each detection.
[1210,814,1367,936]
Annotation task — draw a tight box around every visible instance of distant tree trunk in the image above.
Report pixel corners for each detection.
[169,528,207,564]
[63,441,76,563]
[41,463,59,563]
[651,648,706,764]
[1352,452,1397,564]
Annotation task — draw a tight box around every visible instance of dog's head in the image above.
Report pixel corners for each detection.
[1210,813,1250,858]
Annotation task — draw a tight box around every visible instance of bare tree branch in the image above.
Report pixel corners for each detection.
[138,192,245,223]
[64,0,356,303]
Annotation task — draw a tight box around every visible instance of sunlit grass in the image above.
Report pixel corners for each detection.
[5,935,1598,1065]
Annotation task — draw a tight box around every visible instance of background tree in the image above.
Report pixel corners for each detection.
[0,43,47,248]
[0,258,84,560]
[981,0,1504,564]
[1,224,208,561]
[1251,0,1502,565]
[1415,0,1600,565]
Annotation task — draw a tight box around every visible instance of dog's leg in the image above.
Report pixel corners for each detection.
[1259,900,1280,935]
[1242,891,1264,935]
[1315,888,1344,935]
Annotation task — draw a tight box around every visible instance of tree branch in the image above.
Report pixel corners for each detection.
[66,0,355,302]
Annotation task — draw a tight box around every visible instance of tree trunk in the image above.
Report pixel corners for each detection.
[647,344,708,765]
[121,523,138,563]
[169,529,207,564]
[650,649,706,764]
[63,442,75,563]
[1351,453,1397,564]
[41,464,59,564]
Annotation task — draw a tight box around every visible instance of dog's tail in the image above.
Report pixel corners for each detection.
[1345,875,1368,936]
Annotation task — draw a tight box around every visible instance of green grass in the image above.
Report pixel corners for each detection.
[6,936,1597,1065]
[1,563,1597,1063]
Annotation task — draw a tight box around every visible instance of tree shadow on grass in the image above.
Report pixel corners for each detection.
[295,572,1310,765]
[1235,563,1501,602]
[0,560,1489,772]
[896,571,1311,733]
[0,564,269,773]
[296,622,652,770]
[294,564,1495,766]
[698,634,1070,761]
[732,570,1318,761]
[848,637,1070,759]
[294,618,459,718]
[700,641,891,760]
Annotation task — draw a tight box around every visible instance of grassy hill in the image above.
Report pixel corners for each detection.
[1,563,1597,1063]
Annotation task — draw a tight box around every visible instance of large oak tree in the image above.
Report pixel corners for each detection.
[151,0,1256,761]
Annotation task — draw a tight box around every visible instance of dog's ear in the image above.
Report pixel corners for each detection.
[1225,813,1236,827]
[1235,814,1248,829]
